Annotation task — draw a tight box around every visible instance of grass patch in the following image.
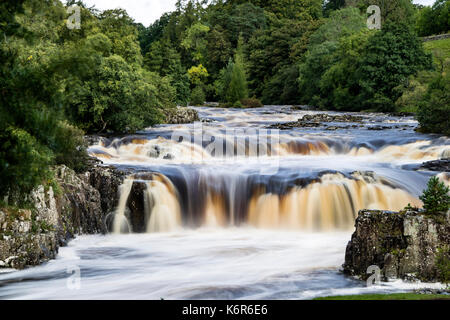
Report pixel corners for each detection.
[314,293,450,300]
[423,38,450,72]
[396,37,450,114]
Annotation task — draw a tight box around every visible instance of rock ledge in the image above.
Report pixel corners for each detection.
[343,209,450,282]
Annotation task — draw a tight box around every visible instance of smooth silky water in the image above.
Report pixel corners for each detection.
[0,106,448,299]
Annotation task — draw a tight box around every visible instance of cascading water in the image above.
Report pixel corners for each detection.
[145,174,182,233]
[112,178,134,234]
[2,106,449,299]
[114,171,421,233]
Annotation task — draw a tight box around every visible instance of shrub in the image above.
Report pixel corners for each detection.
[53,121,88,173]
[419,176,450,215]
[190,86,206,106]
[436,246,450,285]
[240,97,263,108]
[417,73,450,135]
[0,127,52,197]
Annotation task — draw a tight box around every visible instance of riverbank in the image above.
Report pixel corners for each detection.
[315,292,450,300]
[0,164,126,269]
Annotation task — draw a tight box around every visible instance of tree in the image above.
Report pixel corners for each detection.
[416,0,450,36]
[318,30,372,110]
[190,85,206,106]
[357,23,432,111]
[323,0,346,17]
[417,73,450,135]
[225,36,248,104]
[350,0,416,25]
[187,64,209,85]
[419,176,450,215]
[181,22,210,63]
[0,0,87,197]
[298,7,367,107]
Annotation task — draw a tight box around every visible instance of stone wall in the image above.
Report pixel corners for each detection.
[422,33,450,42]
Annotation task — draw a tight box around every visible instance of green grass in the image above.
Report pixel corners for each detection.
[314,293,450,300]
[396,37,450,113]
[423,37,450,73]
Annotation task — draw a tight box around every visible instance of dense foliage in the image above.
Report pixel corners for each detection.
[417,73,450,135]
[1,0,449,197]
[419,176,450,215]
[0,0,177,197]
[416,0,450,36]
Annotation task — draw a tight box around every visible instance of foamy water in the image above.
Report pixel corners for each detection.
[1,106,448,299]
[0,230,445,300]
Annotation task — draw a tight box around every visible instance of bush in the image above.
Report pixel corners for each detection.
[53,121,88,173]
[417,73,450,135]
[436,246,450,285]
[190,86,206,106]
[419,176,450,215]
[240,97,263,108]
[0,127,52,197]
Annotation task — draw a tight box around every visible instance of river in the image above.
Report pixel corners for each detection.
[0,106,448,299]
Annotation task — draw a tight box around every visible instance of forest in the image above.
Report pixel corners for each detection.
[0,0,449,197]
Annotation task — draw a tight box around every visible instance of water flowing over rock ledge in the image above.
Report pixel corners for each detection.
[343,209,450,282]
[0,164,126,269]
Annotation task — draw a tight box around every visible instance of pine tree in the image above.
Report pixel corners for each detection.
[226,35,248,105]
[419,176,450,215]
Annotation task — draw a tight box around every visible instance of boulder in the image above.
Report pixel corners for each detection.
[164,107,200,124]
[343,209,450,282]
[419,159,450,172]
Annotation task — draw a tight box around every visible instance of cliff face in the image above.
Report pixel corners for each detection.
[0,165,125,269]
[343,209,450,282]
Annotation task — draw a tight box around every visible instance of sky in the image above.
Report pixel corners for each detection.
[80,0,437,26]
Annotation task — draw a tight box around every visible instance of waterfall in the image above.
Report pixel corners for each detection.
[145,174,182,233]
[246,173,421,230]
[113,178,134,234]
[111,171,422,233]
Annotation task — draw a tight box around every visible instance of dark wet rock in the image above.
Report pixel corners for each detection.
[268,113,364,129]
[388,112,415,117]
[301,114,364,123]
[0,163,126,269]
[85,165,126,215]
[419,159,450,172]
[290,105,316,111]
[126,181,147,233]
[147,145,161,158]
[84,135,106,146]
[367,125,391,131]
[268,121,321,129]
[164,107,199,124]
[343,209,450,282]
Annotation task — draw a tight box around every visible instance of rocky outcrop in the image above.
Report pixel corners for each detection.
[343,209,450,282]
[268,113,365,129]
[419,159,450,172]
[164,107,199,124]
[0,164,125,269]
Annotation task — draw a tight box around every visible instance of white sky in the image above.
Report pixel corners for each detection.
[80,0,437,26]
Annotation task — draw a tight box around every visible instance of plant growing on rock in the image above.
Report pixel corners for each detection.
[419,176,450,215]
[436,246,450,286]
